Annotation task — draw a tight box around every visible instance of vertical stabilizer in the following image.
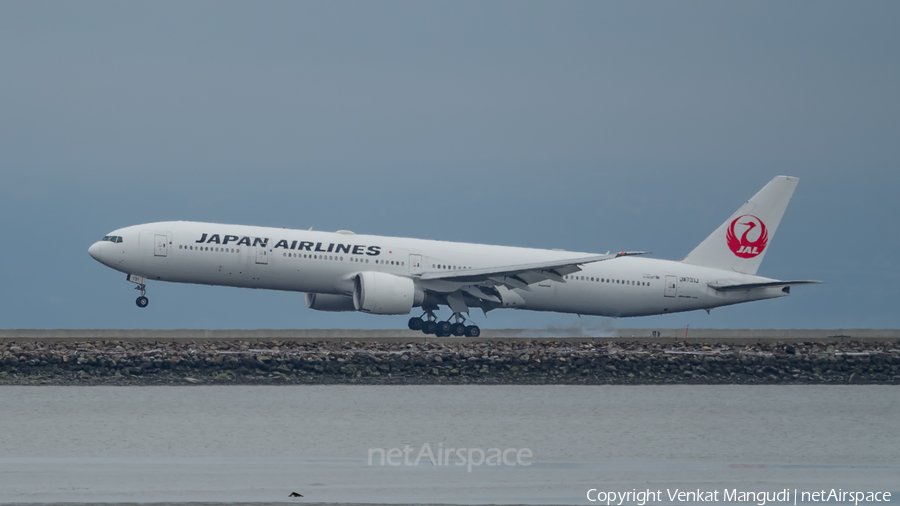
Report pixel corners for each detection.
[681,176,798,275]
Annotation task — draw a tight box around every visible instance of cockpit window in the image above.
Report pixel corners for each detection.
[101,235,123,243]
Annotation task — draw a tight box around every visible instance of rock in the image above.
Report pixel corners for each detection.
[0,337,894,386]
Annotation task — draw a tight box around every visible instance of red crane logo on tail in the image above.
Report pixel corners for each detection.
[726,214,768,258]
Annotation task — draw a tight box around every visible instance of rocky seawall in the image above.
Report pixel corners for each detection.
[1,339,898,385]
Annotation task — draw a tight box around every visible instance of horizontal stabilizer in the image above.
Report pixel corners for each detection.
[708,280,821,292]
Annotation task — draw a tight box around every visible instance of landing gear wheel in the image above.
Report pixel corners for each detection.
[464,325,480,337]
[434,321,452,337]
[133,282,149,308]
[450,322,466,337]
[422,321,438,335]
[408,317,424,331]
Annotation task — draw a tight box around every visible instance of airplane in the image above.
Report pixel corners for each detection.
[88,176,818,337]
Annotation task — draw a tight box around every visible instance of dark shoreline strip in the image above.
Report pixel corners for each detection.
[1,339,898,385]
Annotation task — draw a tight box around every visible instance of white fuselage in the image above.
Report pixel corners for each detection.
[88,221,788,318]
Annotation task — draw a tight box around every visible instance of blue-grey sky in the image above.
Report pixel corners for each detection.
[1,1,898,330]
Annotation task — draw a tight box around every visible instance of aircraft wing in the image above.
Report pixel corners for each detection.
[419,251,649,292]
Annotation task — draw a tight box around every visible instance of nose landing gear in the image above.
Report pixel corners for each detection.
[126,274,150,308]
[135,284,149,308]
[408,311,479,337]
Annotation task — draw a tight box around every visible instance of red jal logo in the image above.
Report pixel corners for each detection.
[726,214,768,258]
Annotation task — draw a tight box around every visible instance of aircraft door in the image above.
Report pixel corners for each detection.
[256,245,268,265]
[154,235,168,257]
[664,275,677,298]
[409,254,423,275]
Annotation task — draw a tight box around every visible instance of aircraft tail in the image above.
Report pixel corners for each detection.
[681,176,798,275]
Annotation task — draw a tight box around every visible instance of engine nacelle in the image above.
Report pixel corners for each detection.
[353,271,423,315]
[304,293,357,312]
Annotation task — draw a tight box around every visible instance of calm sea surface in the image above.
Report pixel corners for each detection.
[0,385,897,504]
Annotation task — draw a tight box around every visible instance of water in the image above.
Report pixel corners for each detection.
[0,385,897,504]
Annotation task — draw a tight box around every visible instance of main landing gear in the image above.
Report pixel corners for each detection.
[135,284,149,308]
[408,311,480,337]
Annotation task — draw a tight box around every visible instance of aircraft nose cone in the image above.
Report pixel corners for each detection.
[88,242,102,261]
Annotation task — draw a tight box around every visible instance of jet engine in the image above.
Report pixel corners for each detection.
[353,271,423,314]
[304,293,357,312]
